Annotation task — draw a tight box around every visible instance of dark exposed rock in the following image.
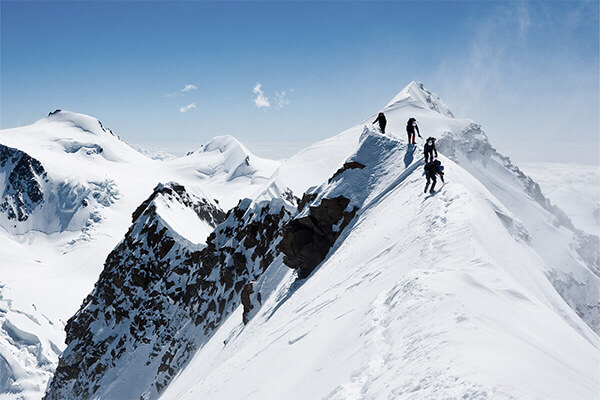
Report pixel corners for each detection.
[241,281,262,325]
[279,196,358,279]
[297,193,317,213]
[329,161,365,183]
[282,188,299,207]
[0,144,48,222]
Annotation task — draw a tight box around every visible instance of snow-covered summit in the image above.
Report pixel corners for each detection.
[385,81,455,117]
[166,135,281,209]
[45,110,117,137]
[1,110,152,176]
[269,81,600,333]
[181,135,279,182]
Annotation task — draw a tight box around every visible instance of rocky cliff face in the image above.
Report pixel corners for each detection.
[0,144,48,224]
[279,195,358,279]
[45,183,292,400]
[0,143,122,235]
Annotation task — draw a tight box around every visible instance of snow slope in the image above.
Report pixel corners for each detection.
[0,229,65,399]
[162,129,599,400]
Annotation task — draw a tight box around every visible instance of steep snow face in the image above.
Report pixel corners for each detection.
[161,131,599,400]
[45,182,292,400]
[436,123,600,331]
[274,81,599,333]
[0,144,122,235]
[385,80,455,118]
[166,135,282,209]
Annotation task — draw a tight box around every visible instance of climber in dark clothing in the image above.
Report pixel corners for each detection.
[432,159,444,183]
[406,118,421,144]
[373,112,387,134]
[424,160,444,194]
[424,161,438,194]
[424,137,438,163]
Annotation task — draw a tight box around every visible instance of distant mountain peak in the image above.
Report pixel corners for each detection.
[181,135,280,184]
[44,110,116,137]
[199,135,247,154]
[385,81,454,118]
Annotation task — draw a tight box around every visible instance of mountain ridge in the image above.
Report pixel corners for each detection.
[0,81,598,400]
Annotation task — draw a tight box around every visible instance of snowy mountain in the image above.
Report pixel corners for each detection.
[45,184,291,400]
[165,135,281,209]
[0,112,285,399]
[162,128,599,400]
[2,82,599,399]
[161,82,598,399]
[272,81,599,332]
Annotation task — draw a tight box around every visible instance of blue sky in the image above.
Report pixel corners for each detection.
[1,1,598,163]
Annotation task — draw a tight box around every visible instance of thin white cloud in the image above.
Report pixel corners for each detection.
[275,91,290,108]
[166,84,198,97]
[179,102,196,113]
[181,84,197,93]
[253,83,292,110]
[253,83,271,109]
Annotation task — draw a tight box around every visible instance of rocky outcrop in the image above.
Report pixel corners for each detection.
[0,144,48,222]
[279,196,357,279]
[241,281,261,325]
[0,143,122,234]
[328,161,365,183]
[45,185,291,400]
